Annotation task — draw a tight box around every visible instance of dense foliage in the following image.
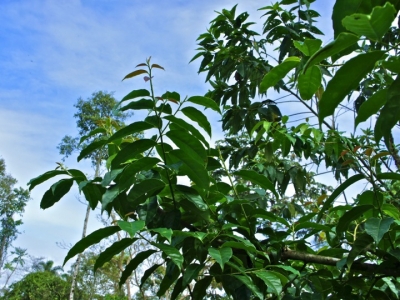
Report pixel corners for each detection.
[29,0,400,299]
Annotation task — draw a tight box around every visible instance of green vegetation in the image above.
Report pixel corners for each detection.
[8,0,400,298]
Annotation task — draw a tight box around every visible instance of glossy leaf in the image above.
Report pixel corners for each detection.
[298,65,322,100]
[166,129,207,161]
[355,89,387,128]
[208,247,232,271]
[342,3,396,42]
[375,76,400,143]
[117,220,145,237]
[119,157,160,190]
[40,179,74,209]
[64,226,120,265]
[119,249,157,287]
[154,243,184,269]
[303,32,359,72]
[108,121,154,143]
[317,174,365,223]
[120,89,150,102]
[111,139,157,167]
[319,51,385,122]
[293,39,322,56]
[259,57,301,93]
[187,96,221,114]
[169,149,210,190]
[253,270,282,296]
[181,106,212,137]
[28,169,86,191]
[165,116,209,148]
[365,217,394,244]
[120,99,154,111]
[233,275,263,299]
[151,228,173,243]
[234,169,278,199]
[127,179,166,206]
[94,238,136,272]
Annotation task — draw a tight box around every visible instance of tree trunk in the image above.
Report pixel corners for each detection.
[69,158,101,300]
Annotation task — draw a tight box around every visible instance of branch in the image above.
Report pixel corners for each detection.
[281,250,400,277]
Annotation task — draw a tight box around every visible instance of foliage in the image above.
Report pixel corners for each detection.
[0,271,69,300]
[0,158,29,270]
[29,1,400,299]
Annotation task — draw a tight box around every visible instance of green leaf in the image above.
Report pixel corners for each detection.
[252,209,290,227]
[208,247,232,271]
[303,32,359,72]
[355,89,387,128]
[120,99,154,112]
[342,3,397,42]
[40,179,74,209]
[294,221,331,232]
[111,139,157,167]
[187,96,221,114]
[347,233,373,268]
[108,121,154,143]
[382,204,400,220]
[183,263,203,287]
[376,172,400,181]
[119,157,160,191]
[222,241,256,253]
[28,169,86,191]
[181,106,212,137]
[81,182,104,209]
[64,226,120,265]
[165,117,209,149]
[151,228,173,243]
[269,265,300,276]
[122,69,148,80]
[154,243,184,269]
[336,205,373,234]
[119,249,157,287]
[101,185,120,209]
[166,129,206,161]
[298,66,322,100]
[233,275,263,299]
[365,217,394,244]
[382,277,399,299]
[94,238,136,272]
[192,276,213,300]
[319,51,385,122]
[293,39,322,56]
[253,270,283,296]
[259,57,301,93]
[176,185,208,211]
[234,169,278,199]
[317,174,365,223]
[383,56,400,73]
[169,149,210,191]
[117,220,145,237]
[127,179,166,207]
[375,76,400,143]
[77,139,108,162]
[140,264,162,288]
[79,128,107,145]
[120,89,150,102]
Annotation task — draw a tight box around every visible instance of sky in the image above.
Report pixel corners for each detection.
[0,0,336,273]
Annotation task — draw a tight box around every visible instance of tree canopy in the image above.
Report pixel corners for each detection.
[28,0,400,299]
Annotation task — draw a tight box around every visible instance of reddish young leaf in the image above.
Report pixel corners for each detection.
[122,69,148,81]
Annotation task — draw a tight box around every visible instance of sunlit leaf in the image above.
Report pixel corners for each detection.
[117,220,145,237]
[298,65,322,100]
[187,96,221,114]
[253,270,283,296]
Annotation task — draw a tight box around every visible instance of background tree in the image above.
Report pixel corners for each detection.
[57,91,130,300]
[0,158,29,271]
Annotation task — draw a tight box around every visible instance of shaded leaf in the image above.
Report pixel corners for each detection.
[319,51,385,122]
[119,249,157,287]
[365,217,394,244]
[233,275,263,299]
[187,96,221,114]
[127,179,166,207]
[234,169,278,199]
[208,247,232,271]
[108,121,154,143]
[253,270,283,296]
[94,238,136,272]
[355,89,387,128]
[111,139,157,167]
[260,57,301,93]
[154,243,184,269]
[336,205,373,234]
[64,226,120,265]
[181,106,212,137]
[40,179,74,209]
[347,233,373,268]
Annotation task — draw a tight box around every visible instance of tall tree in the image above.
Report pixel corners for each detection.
[57,91,130,300]
[0,158,29,271]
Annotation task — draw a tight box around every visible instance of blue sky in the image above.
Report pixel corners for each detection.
[0,0,335,271]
